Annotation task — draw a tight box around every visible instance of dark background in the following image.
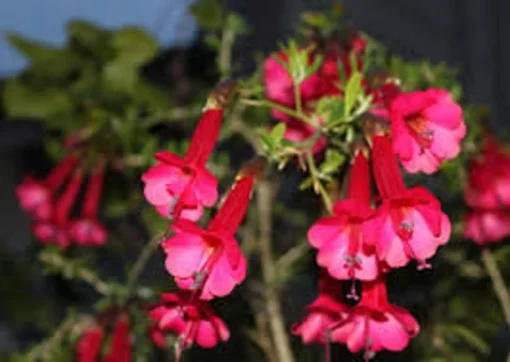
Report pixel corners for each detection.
[1,0,509,360]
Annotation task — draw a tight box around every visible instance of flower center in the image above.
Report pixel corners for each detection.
[406,115,434,150]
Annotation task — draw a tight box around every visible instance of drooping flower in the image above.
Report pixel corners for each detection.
[69,160,107,246]
[308,151,379,287]
[102,314,132,362]
[464,210,510,246]
[32,170,84,249]
[142,82,235,221]
[366,135,451,269]
[292,270,348,344]
[16,155,79,220]
[389,88,465,174]
[163,161,262,300]
[331,277,420,359]
[149,292,229,360]
[76,324,104,362]
[464,137,510,209]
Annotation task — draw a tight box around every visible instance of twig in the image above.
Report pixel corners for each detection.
[218,26,235,77]
[39,251,110,296]
[26,315,78,361]
[306,151,333,213]
[481,248,510,325]
[240,98,312,125]
[257,180,296,362]
[126,232,165,297]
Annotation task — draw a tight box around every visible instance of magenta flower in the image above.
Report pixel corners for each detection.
[464,210,510,246]
[149,292,229,359]
[308,151,379,285]
[366,135,451,269]
[16,155,78,220]
[69,160,108,246]
[464,138,510,209]
[331,277,419,358]
[32,171,84,249]
[162,174,255,300]
[292,271,347,344]
[142,109,220,221]
[389,88,465,174]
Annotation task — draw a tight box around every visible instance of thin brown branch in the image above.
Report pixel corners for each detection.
[257,180,296,362]
[481,247,510,325]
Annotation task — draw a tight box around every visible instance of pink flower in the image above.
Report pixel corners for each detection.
[389,88,465,174]
[149,292,229,360]
[16,155,78,220]
[76,324,104,362]
[162,173,257,300]
[331,277,419,358]
[367,135,451,269]
[308,152,379,286]
[102,314,132,362]
[32,171,84,249]
[464,210,510,246]
[464,138,510,209]
[292,271,348,344]
[69,160,107,246]
[264,50,324,113]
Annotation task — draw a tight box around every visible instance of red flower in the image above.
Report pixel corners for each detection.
[16,155,78,220]
[331,277,419,358]
[389,89,465,174]
[308,151,379,287]
[464,210,510,245]
[32,170,84,249]
[464,137,510,209]
[102,314,132,362]
[69,160,107,246]
[163,172,257,300]
[366,135,451,269]
[292,271,348,344]
[142,82,235,221]
[76,324,104,362]
[149,292,229,360]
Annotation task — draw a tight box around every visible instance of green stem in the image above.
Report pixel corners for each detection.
[293,80,303,114]
[126,233,165,297]
[218,26,235,77]
[306,151,333,213]
[240,98,312,126]
[481,247,510,325]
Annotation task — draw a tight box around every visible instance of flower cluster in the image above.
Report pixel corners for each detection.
[16,154,108,249]
[464,137,510,245]
[264,46,464,357]
[142,81,261,359]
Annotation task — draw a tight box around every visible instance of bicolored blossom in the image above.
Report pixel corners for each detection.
[69,160,107,246]
[163,168,259,300]
[331,277,419,359]
[366,135,451,269]
[76,324,104,362]
[292,271,348,344]
[308,151,378,286]
[102,314,132,362]
[149,292,229,359]
[16,155,78,220]
[464,138,510,209]
[32,171,84,249]
[389,88,465,174]
[142,82,235,221]
[464,210,510,245]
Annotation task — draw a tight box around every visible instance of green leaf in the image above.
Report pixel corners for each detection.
[102,59,139,92]
[344,71,363,118]
[446,324,489,354]
[3,81,73,119]
[111,27,159,66]
[66,20,110,56]
[226,12,250,35]
[190,0,225,30]
[319,149,346,175]
[270,123,286,144]
[7,33,60,63]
